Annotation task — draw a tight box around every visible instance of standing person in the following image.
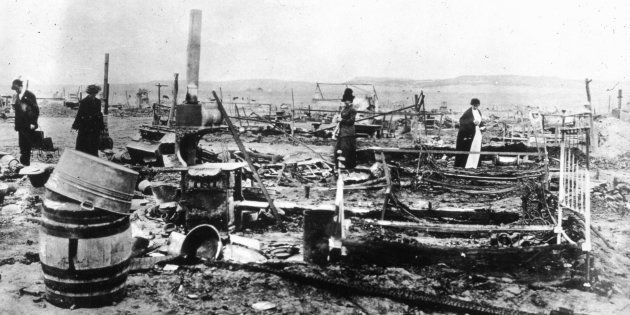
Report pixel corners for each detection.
[72,85,104,156]
[454,98,485,168]
[11,79,39,166]
[334,88,357,169]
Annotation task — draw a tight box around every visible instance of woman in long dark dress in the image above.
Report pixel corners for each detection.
[334,88,357,169]
[454,98,484,168]
[72,85,104,156]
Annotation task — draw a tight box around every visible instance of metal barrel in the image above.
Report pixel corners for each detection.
[45,149,138,215]
[39,191,132,308]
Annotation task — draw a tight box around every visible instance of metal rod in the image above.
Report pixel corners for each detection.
[307,103,422,134]
[557,138,565,244]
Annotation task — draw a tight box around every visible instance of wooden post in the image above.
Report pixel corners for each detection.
[168,73,178,126]
[585,78,592,104]
[100,53,113,149]
[103,53,109,115]
[420,92,427,136]
[618,89,623,119]
[380,152,392,221]
[291,88,296,136]
[212,91,282,225]
[186,9,202,104]
[156,83,168,105]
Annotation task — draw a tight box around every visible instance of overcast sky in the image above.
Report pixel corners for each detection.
[2,0,630,86]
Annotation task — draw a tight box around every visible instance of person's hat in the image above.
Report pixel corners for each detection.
[342,88,354,103]
[470,98,480,105]
[11,79,23,87]
[86,84,101,95]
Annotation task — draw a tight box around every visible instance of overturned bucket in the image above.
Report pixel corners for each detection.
[167,224,222,261]
[45,149,138,215]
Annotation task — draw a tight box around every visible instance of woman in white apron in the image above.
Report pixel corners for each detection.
[455,98,484,168]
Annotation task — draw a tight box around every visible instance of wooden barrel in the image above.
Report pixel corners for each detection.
[39,191,132,308]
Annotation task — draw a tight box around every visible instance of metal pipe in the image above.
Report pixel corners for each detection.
[186,9,202,104]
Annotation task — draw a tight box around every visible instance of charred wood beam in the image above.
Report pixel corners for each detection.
[371,220,554,234]
[342,238,578,271]
[437,171,543,181]
[366,147,542,156]
[422,178,520,194]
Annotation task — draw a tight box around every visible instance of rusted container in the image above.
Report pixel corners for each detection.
[39,192,132,308]
[201,101,223,126]
[45,149,138,214]
[175,104,202,126]
[175,102,222,127]
[303,209,335,264]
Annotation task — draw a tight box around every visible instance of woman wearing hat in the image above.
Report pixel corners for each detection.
[334,88,357,169]
[455,98,485,168]
[71,84,104,156]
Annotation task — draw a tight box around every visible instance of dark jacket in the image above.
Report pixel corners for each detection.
[338,105,356,137]
[72,96,104,134]
[14,90,39,132]
[454,107,484,167]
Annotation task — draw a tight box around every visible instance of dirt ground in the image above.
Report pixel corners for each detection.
[1,109,630,314]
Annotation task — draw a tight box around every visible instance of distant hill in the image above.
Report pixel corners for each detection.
[23,75,630,114]
[351,75,587,88]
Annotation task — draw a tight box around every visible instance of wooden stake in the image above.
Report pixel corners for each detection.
[103,53,109,115]
[291,88,296,136]
[168,73,178,126]
[212,91,282,225]
[156,83,168,105]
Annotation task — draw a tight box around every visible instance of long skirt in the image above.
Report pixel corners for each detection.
[76,131,100,156]
[454,133,472,168]
[334,136,356,169]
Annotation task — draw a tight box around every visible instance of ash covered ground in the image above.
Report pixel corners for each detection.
[0,103,629,314]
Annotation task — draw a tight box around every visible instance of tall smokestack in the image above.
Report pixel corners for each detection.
[186,9,202,104]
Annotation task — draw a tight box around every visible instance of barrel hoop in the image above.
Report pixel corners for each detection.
[42,204,124,224]
[41,258,130,280]
[52,169,134,202]
[40,217,129,239]
[45,286,126,308]
[44,276,127,295]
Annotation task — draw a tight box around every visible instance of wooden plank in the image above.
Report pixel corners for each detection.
[213,91,282,225]
[365,147,542,156]
[372,220,554,233]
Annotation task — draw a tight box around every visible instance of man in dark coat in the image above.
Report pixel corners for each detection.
[334,88,357,169]
[11,79,39,166]
[72,85,104,156]
[454,98,484,168]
